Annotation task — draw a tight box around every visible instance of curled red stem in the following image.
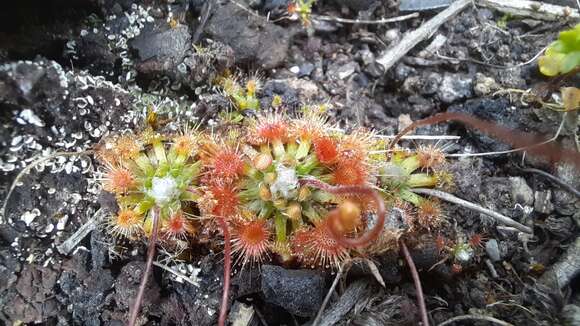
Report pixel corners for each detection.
[217,216,232,326]
[389,112,580,169]
[128,207,160,326]
[298,178,386,248]
[400,240,429,326]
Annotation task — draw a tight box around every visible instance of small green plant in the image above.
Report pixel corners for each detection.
[378,145,453,231]
[538,23,580,77]
[288,0,316,26]
[97,131,201,246]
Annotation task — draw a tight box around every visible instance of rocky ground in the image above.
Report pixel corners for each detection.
[0,0,579,325]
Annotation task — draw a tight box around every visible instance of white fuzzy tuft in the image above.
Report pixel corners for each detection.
[270,164,298,199]
[148,176,180,205]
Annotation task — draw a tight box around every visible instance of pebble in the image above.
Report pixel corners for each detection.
[337,62,358,79]
[438,73,473,104]
[486,239,501,262]
[509,177,534,206]
[534,190,554,214]
[289,66,300,74]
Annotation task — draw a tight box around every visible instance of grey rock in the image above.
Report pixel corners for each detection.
[554,160,580,216]
[473,73,499,96]
[206,3,291,69]
[393,63,415,82]
[261,265,325,317]
[534,190,554,214]
[485,239,501,262]
[545,215,574,239]
[335,62,359,80]
[438,73,473,104]
[402,72,441,96]
[448,157,484,202]
[298,62,315,77]
[563,304,580,326]
[509,177,534,206]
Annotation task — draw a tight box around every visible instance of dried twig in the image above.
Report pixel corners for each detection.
[312,12,419,24]
[128,207,160,326]
[438,314,514,326]
[57,209,104,255]
[479,0,579,21]
[152,262,199,287]
[312,259,352,326]
[411,188,533,234]
[400,241,429,326]
[435,44,548,70]
[519,167,580,199]
[375,0,471,72]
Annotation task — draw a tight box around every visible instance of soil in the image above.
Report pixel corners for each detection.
[1,0,579,325]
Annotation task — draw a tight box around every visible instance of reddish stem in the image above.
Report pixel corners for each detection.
[389,112,580,169]
[218,216,232,326]
[128,207,160,326]
[400,240,429,326]
[298,178,386,248]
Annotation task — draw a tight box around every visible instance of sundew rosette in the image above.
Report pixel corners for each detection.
[96,130,201,248]
[225,111,379,267]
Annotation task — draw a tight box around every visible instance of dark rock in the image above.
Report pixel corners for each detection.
[469,287,487,308]
[161,281,220,326]
[4,264,61,323]
[376,252,402,284]
[262,0,291,13]
[261,265,325,317]
[366,103,397,133]
[90,228,109,270]
[205,3,291,69]
[57,251,114,325]
[333,0,379,12]
[409,238,441,270]
[402,72,441,96]
[481,177,531,225]
[545,215,574,239]
[0,249,21,292]
[131,24,191,75]
[232,266,262,297]
[448,98,518,152]
[448,157,484,202]
[115,261,160,311]
[75,32,118,76]
[0,59,68,109]
[260,80,301,111]
[438,73,473,104]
